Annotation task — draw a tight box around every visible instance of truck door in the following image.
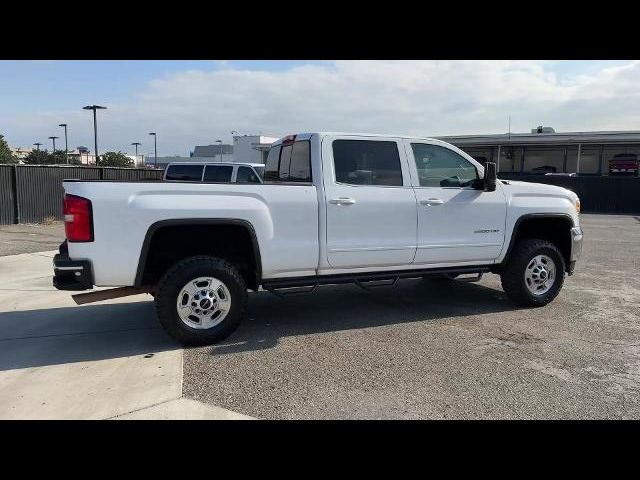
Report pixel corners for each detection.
[404,140,507,265]
[322,135,418,269]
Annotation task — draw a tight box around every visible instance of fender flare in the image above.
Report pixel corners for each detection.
[500,213,575,268]
[134,218,262,287]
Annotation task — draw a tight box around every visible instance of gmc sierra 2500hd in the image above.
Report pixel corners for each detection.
[53,133,583,345]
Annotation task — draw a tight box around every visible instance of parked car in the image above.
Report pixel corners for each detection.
[163,162,265,183]
[609,153,639,175]
[530,165,557,174]
[54,132,583,346]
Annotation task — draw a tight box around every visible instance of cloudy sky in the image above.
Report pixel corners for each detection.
[1,60,639,156]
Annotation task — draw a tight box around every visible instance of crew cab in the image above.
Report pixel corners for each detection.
[164,162,264,183]
[54,132,583,345]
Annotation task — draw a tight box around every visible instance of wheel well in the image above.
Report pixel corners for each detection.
[137,222,260,291]
[504,216,573,271]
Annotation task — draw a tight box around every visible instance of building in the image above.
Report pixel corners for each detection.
[191,143,234,162]
[10,146,33,160]
[157,134,279,169]
[232,135,278,163]
[438,127,640,176]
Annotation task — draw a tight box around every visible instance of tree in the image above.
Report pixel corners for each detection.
[97,151,134,168]
[23,149,82,165]
[0,134,18,164]
[23,149,51,165]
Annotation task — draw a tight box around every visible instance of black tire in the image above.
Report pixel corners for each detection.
[500,239,565,307]
[155,255,248,346]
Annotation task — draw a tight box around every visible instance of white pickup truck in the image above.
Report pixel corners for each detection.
[53,132,583,345]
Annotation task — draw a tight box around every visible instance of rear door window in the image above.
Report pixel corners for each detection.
[332,140,403,186]
[165,164,204,181]
[203,165,233,182]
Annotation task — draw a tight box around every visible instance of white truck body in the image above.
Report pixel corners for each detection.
[60,132,581,287]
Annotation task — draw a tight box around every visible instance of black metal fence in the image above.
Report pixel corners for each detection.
[499,174,640,214]
[0,165,163,224]
[1,165,638,225]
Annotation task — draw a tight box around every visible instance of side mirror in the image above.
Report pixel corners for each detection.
[483,162,497,192]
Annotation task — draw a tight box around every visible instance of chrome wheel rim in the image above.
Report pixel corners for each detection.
[176,276,232,329]
[524,254,556,295]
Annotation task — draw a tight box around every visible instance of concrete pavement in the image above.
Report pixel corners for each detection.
[0,223,65,257]
[0,250,251,420]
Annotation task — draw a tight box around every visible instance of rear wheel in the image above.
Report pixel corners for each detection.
[155,256,247,346]
[500,239,565,307]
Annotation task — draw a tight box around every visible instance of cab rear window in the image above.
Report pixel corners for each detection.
[264,141,311,183]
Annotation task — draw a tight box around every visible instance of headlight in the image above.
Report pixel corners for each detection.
[575,198,581,214]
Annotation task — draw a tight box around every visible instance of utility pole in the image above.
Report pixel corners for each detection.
[59,123,69,164]
[132,142,142,166]
[149,133,157,167]
[48,136,59,152]
[83,105,107,163]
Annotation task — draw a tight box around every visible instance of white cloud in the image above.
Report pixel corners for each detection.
[3,60,640,155]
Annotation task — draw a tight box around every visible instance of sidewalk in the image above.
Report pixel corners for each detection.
[0,250,251,420]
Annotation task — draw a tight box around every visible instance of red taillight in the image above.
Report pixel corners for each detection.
[64,194,93,242]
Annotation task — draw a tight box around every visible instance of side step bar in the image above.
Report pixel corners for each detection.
[262,265,490,296]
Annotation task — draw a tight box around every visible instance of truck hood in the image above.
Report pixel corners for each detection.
[499,179,578,202]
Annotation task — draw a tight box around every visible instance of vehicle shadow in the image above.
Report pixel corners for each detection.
[208,278,519,356]
[0,278,519,370]
[0,299,179,371]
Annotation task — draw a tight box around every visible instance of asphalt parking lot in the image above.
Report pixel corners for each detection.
[1,214,639,419]
[184,214,640,419]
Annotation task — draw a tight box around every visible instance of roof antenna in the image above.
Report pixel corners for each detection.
[508,115,511,141]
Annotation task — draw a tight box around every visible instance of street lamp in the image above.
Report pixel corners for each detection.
[58,123,69,164]
[33,142,42,151]
[149,132,157,167]
[48,136,59,152]
[216,139,223,163]
[83,105,107,163]
[131,142,142,166]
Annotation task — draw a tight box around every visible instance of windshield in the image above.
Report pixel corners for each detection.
[254,166,265,179]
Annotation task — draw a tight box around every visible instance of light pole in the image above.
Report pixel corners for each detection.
[83,105,107,163]
[149,133,157,167]
[33,142,42,151]
[131,142,141,166]
[58,123,69,164]
[49,136,59,153]
[216,139,222,163]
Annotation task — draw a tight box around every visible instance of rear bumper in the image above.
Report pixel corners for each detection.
[53,242,93,291]
[568,226,583,275]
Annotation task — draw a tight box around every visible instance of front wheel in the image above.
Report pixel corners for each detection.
[155,256,248,346]
[500,239,565,307]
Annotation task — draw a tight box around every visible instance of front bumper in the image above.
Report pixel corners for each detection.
[53,242,93,291]
[568,226,583,275]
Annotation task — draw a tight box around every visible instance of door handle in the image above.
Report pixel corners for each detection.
[419,198,444,206]
[330,197,356,206]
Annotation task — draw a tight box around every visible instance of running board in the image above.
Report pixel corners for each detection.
[262,265,491,293]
